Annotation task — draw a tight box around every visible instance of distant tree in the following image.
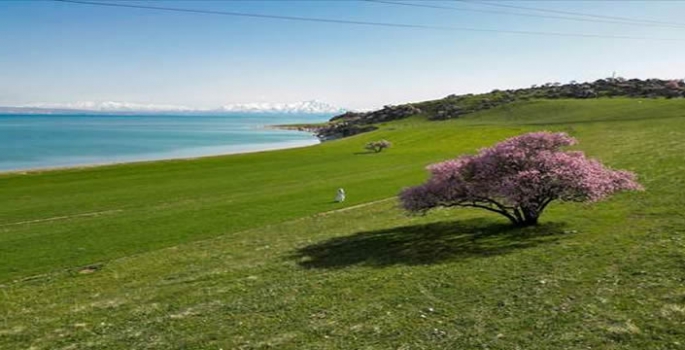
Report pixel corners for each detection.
[365,140,392,153]
[400,132,643,227]
[665,80,682,90]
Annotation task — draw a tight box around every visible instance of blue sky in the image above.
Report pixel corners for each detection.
[1,0,684,110]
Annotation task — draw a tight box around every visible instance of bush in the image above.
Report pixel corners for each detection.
[365,140,392,153]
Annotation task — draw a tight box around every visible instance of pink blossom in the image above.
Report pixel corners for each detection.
[400,132,643,226]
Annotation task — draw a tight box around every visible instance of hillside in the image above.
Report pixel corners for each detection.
[315,78,685,139]
[1,98,684,349]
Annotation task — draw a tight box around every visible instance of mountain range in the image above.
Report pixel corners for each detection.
[0,100,346,115]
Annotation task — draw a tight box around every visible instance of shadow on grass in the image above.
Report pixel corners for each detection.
[292,218,568,269]
[353,151,378,155]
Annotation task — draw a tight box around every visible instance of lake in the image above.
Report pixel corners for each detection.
[0,114,328,172]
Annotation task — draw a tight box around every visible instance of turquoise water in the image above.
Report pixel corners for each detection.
[0,114,328,172]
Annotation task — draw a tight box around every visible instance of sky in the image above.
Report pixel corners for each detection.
[1,0,684,110]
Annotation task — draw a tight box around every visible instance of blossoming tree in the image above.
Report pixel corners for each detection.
[400,132,643,227]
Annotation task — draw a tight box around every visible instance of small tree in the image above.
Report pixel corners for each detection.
[365,140,392,153]
[400,132,643,227]
[665,79,682,90]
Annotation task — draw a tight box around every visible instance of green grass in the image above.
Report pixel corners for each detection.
[1,98,684,349]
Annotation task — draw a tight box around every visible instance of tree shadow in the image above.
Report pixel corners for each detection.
[291,218,568,269]
[353,151,377,155]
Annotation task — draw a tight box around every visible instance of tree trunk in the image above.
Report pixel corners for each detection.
[519,216,538,227]
[518,207,539,227]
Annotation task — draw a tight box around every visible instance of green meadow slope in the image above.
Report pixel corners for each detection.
[1,98,684,349]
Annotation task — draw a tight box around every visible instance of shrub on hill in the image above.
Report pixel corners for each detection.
[400,132,643,227]
[365,140,392,153]
[315,77,685,140]
[415,78,685,120]
[316,105,420,140]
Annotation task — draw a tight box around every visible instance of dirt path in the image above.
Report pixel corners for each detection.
[0,209,124,227]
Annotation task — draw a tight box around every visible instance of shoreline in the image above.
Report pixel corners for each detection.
[266,123,347,142]
[0,138,320,175]
[263,123,324,134]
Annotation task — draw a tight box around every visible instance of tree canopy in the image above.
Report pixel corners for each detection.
[400,132,643,226]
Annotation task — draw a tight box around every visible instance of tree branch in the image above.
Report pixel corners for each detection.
[537,196,556,214]
[439,200,520,224]
[513,207,524,223]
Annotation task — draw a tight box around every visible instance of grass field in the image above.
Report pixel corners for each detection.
[1,98,684,349]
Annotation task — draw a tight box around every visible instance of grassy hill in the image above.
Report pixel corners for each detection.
[1,98,684,349]
[314,78,685,139]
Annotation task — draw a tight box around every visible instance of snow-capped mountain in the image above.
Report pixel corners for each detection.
[217,100,345,114]
[8,100,346,115]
